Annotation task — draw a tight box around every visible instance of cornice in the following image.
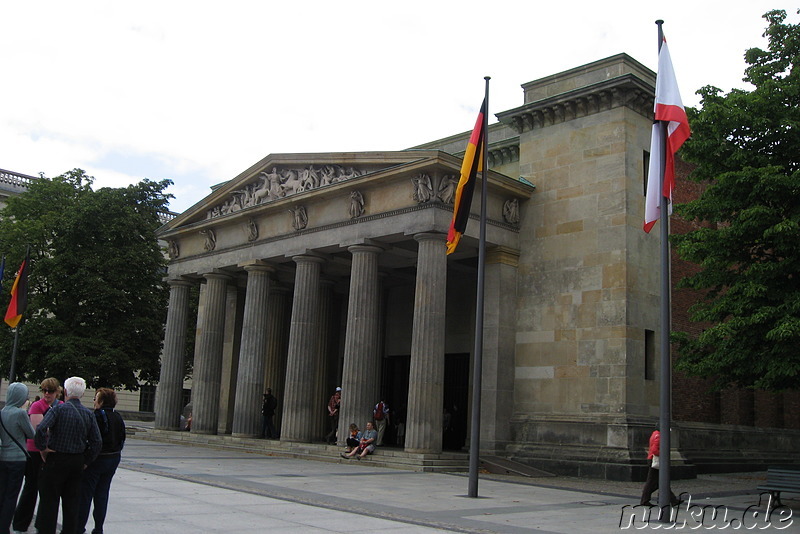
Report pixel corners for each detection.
[488,136,521,166]
[455,135,521,167]
[496,74,655,134]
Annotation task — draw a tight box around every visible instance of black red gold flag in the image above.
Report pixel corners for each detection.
[446,99,486,254]
[5,250,30,328]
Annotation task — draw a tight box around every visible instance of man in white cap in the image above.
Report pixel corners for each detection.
[325,387,341,444]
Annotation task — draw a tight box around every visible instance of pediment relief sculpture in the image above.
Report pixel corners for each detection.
[437,175,457,204]
[167,239,180,259]
[349,191,365,219]
[411,174,434,203]
[200,228,216,251]
[206,164,364,220]
[245,218,258,241]
[503,198,520,225]
[290,205,308,230]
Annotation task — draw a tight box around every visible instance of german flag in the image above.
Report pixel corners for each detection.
[446,99,486,254]
[5,250,30,328]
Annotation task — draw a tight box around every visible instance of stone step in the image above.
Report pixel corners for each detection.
[480,455,556,477]
[137,427,470,472]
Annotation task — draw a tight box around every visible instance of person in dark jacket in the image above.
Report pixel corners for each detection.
[261,388,278,439]
[34,376,102,534]
[77,388,126,534]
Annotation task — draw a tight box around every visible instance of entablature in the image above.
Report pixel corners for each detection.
[496,74,655,134]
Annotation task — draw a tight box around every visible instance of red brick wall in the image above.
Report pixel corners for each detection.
[720,389,755,426]
[784,391,800,429]
[668,158,796,429]
[754,390,783,429]
[670,159,721,423]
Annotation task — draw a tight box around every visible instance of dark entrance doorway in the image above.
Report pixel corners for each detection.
[381,352,470,450]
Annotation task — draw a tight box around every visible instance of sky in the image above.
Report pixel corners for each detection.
[1,1,797,213]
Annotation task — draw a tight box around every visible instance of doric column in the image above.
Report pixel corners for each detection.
[232,261,274,437]
[281,255,324,442]
[263,287,291,433]
[314,280,335,439]
[339,245,382,441]
[480,246,519,452]
[405,233,447,453]
[154,279,194,430]
[218,283,243,434]
[191,271,231,434]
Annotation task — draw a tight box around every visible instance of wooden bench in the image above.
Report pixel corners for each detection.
[757,467,800,508]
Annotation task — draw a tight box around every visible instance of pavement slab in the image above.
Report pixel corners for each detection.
[70,438,799,533]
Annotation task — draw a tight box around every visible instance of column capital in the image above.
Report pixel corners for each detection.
[239,259,276,273]
[164,277,195,288]
[347,244,383,255]
[200,269,233,282]
[413,232,446,244]
[291,254,326,266]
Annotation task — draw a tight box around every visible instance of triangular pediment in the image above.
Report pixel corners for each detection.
[161,150,456,232]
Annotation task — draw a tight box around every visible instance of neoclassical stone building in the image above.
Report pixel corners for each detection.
[154,53,799,478]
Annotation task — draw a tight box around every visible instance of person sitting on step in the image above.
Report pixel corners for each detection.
[340,421,377,460]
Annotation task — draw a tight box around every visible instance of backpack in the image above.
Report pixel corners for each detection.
[374,402,385,420]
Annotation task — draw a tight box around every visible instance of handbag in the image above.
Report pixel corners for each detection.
[651,455,660,469]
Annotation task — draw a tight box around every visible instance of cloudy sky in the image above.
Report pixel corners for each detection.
[1,1,796,212]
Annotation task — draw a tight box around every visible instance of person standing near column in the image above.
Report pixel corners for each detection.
[13,377,62,533]
[261,389,278,439]
[373,399,390,446]
[325,387,341,444]
[34,377,102,534]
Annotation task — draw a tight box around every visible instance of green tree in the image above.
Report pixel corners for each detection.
[672,10,800,391]
[0,169,173,390]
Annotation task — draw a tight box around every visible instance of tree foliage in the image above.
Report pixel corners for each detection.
[672,10,800,391]
[0,169,173,390]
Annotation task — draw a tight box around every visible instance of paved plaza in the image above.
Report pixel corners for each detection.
[61,437,798,533]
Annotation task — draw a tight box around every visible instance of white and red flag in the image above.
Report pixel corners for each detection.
[643,36,691,233]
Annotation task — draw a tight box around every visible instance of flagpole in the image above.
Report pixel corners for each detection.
[468,76,490,498]
[655,19,673,514]
[9,326,20,382]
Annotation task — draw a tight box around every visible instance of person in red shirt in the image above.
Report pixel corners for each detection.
[640,430,679,506]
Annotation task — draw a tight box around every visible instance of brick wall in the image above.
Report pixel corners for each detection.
[668,158,797,430]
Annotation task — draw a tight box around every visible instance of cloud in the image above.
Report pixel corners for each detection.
[1,1,796,212]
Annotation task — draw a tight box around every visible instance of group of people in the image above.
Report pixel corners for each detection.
[327,387,391,460]
[340,421,378,460]
[257,386,394,455]
[0,376,125,534]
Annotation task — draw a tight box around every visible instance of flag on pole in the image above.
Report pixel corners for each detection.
[5,250,30,328]
[447,99,487,254]
[643,35,691,233]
